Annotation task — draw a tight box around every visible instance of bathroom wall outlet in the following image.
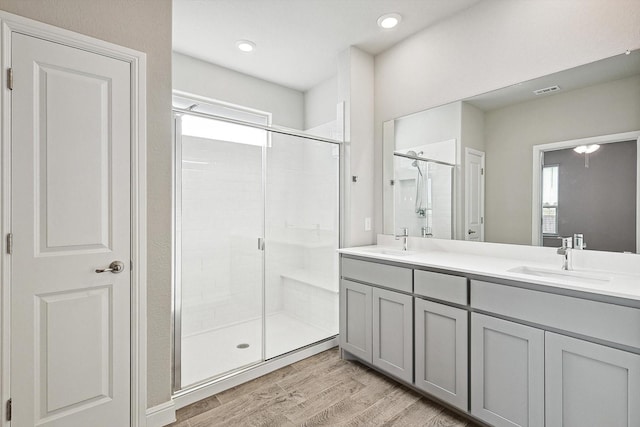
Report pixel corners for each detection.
[364,217,372,231]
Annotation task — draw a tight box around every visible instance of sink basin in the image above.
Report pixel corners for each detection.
[362,247,416,257]
[508,266,611,285]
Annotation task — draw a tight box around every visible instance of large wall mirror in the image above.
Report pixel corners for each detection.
[383,49,640,253]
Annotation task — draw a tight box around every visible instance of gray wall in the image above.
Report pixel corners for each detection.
[173,52,304,129]
[543,141,637,252]
[484,74,640,245]
[304,75,338,130]
[0,0,173,408]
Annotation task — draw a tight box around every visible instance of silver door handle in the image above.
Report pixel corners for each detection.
[468,229,476,235]
[95,261,125,274]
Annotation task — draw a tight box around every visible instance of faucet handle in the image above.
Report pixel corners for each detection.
[558,236,573,249]
[395,227,409,239]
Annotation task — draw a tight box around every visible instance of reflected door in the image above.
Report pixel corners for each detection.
[177,114,265,387]
[264,133,340,359]
[11,33,131,426]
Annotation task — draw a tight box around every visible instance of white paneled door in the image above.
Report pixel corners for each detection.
[465,148,485,242]
[11,33,131,426]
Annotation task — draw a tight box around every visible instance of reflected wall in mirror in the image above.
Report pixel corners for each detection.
[533,132,639,252]
[383,49,640,253]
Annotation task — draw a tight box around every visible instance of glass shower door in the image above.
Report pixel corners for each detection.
[264,133,340,359]
[176,113,265,388]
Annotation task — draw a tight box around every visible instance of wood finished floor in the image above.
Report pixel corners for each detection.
[169,347,478,427]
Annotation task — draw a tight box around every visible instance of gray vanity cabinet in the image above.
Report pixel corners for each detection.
[339,279,372,363]
[340,257,413,381]
[372,287,413,383]
[545,332,640,427]
[471,313,545,427]
[414,298,468,411]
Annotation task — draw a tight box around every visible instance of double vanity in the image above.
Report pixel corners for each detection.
[338,237,640,427]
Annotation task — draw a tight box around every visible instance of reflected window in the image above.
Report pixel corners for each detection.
[542,165,559,235]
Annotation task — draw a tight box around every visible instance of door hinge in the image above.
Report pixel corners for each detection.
[6,68,12,90]
[6,398,11,421]
[480,167,484,175]
[481,217,484,224]
[6,233,12,254]
[258,237,265,251]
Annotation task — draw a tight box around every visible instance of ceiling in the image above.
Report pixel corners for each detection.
[173,0,480,92]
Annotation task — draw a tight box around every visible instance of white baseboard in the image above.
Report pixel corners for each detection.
[146,400,176,427]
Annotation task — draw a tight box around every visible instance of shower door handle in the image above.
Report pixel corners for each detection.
[258,237,265,251]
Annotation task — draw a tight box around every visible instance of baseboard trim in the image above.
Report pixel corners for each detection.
[146,400,176,427]
[173,337,338,410]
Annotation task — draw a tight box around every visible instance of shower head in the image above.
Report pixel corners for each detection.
[406,150,423,168]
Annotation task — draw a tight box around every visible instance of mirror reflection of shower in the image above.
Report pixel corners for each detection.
[406,150,426,218]
[393,151,455,239]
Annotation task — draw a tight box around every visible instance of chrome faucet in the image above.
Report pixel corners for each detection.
[557,237,573,270]
[573,233,586,250]
[395,227,409,251]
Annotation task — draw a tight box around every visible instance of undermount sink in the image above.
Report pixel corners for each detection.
[362,247,416,256]
[508,266,611,285]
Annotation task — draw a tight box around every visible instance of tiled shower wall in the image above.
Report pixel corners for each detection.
[394,159,453,238]
[181,132,339,338]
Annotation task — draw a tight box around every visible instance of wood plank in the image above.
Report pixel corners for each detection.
[382,397,445,426]
[290,347,340,371]
[173,395,221,422]
[341,385,422,426]
[188,384,298,427]
[424,410,470,427]
[215,365,298,404]
[284,378,367,423]
[177,348,478,427]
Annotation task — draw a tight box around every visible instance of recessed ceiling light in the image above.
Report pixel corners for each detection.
[236,40,256,53]
[377,13,402,30]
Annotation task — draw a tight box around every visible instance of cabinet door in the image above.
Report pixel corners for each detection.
[545,332,640,427]
[415,299,468,410]
[372,287,413,383]
[340,279,372,362]
[471,313,544,427]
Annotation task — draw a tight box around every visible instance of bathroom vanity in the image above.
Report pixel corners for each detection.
[338,238,640,427]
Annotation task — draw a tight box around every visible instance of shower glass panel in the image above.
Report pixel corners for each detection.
[393,155,454,238]
[174,108,340,392]
[264,133,340,359]
[176,114,265,388]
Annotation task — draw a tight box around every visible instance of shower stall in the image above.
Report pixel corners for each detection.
[172,100,340,392]
[393,152,454,238]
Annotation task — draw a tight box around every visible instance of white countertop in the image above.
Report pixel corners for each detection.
[338,243,640,303]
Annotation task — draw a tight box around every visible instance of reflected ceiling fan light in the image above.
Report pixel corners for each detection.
[573,144,600,154]
[377,13,402,29]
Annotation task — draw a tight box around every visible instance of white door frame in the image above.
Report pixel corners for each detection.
[0,12,147,426]
[531,131,640,251]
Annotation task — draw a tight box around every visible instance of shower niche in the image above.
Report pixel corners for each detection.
[173,105,340,391]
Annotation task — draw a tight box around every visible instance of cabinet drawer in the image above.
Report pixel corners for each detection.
[341,257,412,293]
[414,270,467,305]
[471,280,640,349]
